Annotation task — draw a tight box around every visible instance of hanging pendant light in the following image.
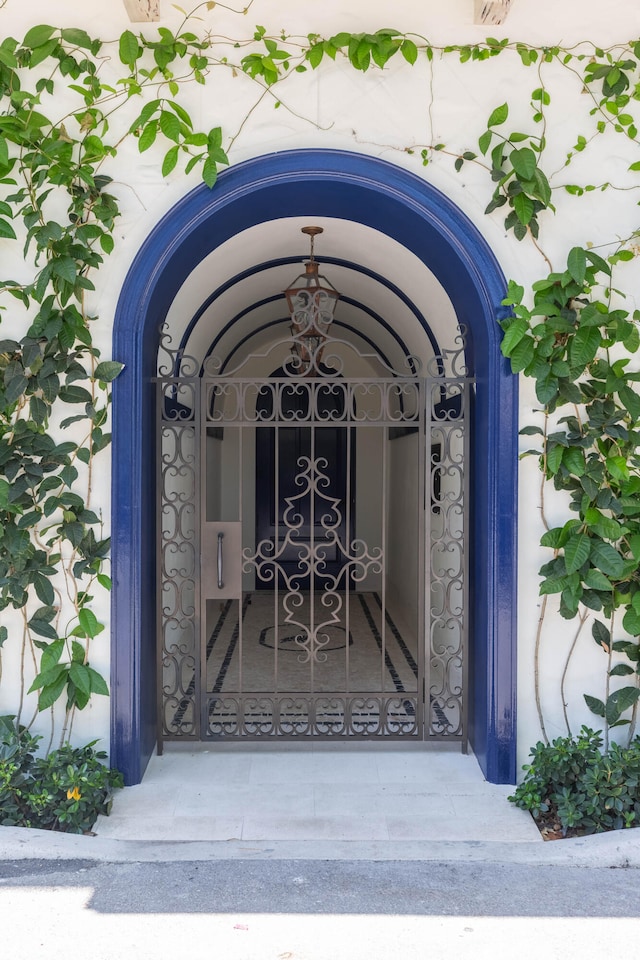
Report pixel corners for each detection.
[284,226,340,375]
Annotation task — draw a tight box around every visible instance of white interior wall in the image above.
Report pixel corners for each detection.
[386,433,420,640]
[354,429,384,594]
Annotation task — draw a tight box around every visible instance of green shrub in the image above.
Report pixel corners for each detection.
[0,715,40,826]
[509,726,640,835]
[0,716,123,833]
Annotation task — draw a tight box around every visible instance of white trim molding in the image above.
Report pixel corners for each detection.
[474,0,513,25]
[123,0,160,21]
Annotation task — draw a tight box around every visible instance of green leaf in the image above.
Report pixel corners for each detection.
[87,667,109,696]
[622,606,640,636]
[23,24,56,49]
[5,373,29,403]
[29,395,48,426]
[138,121,158,153]
[40,638,65,674]
[545,442,564,474]
[610,663,634,677]
[78,608,104,639]
[159,110,181,143]
[202,157,218,189]
[584,694,605,718]
[34,573,54,605]
[606,455,629,483]
[592,619,611,648]
[584,568,612,591]
[531,168,552,205]
[567,246,587,285]
[513,193,534,226]
[71,640,85,663]
[52,257,77,283]
[500,317,528,355]
[61,28,93,49]
[162,145,179,177]
[569,326,601,373]
[539,577,567,596]
[307,43,324,69]
[540,526,568,549]
[0,218,17,240]
[478,129,493,155]
[38,670,68,711]
[564,533,591,574]
[28,663,65,694]
[59,385,92,404]
[94,361,124,382]
[508,336,535,373]
[131,99,161,131]
[100,233,115,255]
[28,615,58,640]
[619,384,640,419]
[487,102,509,127]
[71,686,90,711]
[606,686,640,724]
[591,541,624,579]
[166,100,193,129]
[562,446,584,476]
[613,639,640,661]
[401,39,418,65]
[0,477,9,512]
[510,147,536,180]
[119,29,140,68]
[629,535,640,562]
[69,662,91,696]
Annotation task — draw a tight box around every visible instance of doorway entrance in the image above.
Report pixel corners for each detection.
[157,317,472,743]
[112,149,517,783]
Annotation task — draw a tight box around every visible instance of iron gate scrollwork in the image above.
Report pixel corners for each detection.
[156,322,472,743]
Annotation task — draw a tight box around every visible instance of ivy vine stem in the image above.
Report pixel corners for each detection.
[534,594,550,745]
[560,607,589,737]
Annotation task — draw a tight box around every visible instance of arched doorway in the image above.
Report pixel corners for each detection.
[112,149,518,784]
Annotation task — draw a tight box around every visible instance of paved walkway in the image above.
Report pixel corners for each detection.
[2,744,640,866]
[93,745,540,845]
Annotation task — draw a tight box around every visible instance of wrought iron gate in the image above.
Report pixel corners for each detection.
[156,325,471,743]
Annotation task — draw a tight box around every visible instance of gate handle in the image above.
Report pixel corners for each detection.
[217,532,224,590]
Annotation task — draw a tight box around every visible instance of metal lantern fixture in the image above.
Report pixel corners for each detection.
[284,226,340,375]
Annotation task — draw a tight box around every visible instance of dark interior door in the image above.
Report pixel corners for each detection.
[255,375,352,588]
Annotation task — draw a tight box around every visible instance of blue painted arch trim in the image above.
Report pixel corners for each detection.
[112,148,518,785]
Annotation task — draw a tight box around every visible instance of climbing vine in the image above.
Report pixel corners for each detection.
[2,2,640,752]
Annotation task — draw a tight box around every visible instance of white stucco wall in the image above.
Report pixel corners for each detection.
[2,0,640,773]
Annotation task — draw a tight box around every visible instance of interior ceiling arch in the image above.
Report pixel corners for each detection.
[161,216,460,376]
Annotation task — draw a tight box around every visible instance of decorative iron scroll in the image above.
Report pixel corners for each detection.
[157,317,425,382]
[205,379,422,425]
[428,378,469,739]
[206,694,419,737]
[243,455,383,665]
[158,403,199,737]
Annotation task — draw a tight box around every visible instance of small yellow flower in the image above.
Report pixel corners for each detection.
[66,786,81,801]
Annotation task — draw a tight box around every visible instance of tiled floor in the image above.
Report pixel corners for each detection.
[94,745,542,845]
